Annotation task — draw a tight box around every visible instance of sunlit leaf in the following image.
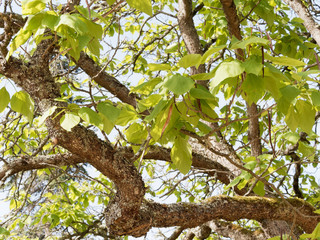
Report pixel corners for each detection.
[126,0,152,16]
[265,54,305,67]
[231,36,269,49]
[97,102,121,123]
[22,0,48,15]
[253,181,265,196]
[296,100,315,134]
[10,91,34,123]
[148,63,171,71]
[171,135,192,174]
[210,60,244,90]
[163,74,194,95]
[0,87,10,113]
[60,112,80,131]
[178,54,202,69]
[7,30,32,59]
[38,106,58,125]
[78,107,102,127]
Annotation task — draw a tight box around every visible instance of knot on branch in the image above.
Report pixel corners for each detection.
[106,200,152,237]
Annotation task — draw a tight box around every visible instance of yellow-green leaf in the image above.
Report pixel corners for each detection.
[171,136,192,174]
[60,112,80,131]
[126,0,152,16]
[10,91,34,123]
[265,54,305,67]
[0,87,10,113]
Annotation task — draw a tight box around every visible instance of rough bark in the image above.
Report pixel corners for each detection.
[74,52,137,107]
[1,4,320,239]
[219,0,262,158]
[283,0,320,47]
[0,153,84,183]
[177,0,206,77]
[145,196,319,233]
[0,39,148,237]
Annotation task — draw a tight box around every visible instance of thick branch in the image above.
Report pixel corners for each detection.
[283,0,320,47]
[177,0,206,76]
[146,196,319,233]
[207,220,266,240]
[74,52,137,107]
[0,153,84,182]
[2,38,147,236]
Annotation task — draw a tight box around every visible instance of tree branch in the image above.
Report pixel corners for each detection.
[177,0,206,77]
[0,153,84,183]
[146,196,319,233]
[283,0,320,47]
[73,52,137,107]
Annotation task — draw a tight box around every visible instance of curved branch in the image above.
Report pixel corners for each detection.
[3,36,147,236]
[0,153,84,183]
[146,196,319,234]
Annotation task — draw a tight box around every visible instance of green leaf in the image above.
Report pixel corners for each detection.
[242,74,265,104]
[231,36,269,49]
[0,87,10,113]
[125,122,147,144]
[22,0,48,15]
[50,214,60,228]
[38,106,58,125]
[138,94,162,108]
[126,0,152,16]
[60,112,80,131]
[198,99,218,121]
[145,99,167,122]
[277,85,300,114]
[285,105,299,132]
[87,37,102,57]
[243,55,263,75]
[171,136,192,174]
[98,113,114,134]
[163,74,194,95]
[200,45,226,64]
[296,100,315,134]
[106,0,116,4]
[97,102,121,123]
[148,63,171,71]
[311,91,320,107]
[115,104,138,126]
[7,29,32,59]
[178,54,202,69]
[10,91,34,123]
[280,85,300,101]
[78,107,102,127]
[56,14,88,35]
[176,102,199,126]
[253,181,265,196]
[0,226,10,235]
[131,78,162,95]
[190,88,216,100]
[264,54,305,67]
[298,141,315,161]
[24,12,45,31]
[282,132,300,144]
[165,43,179,53]
[42,12,59,29]
[210,60,244,90]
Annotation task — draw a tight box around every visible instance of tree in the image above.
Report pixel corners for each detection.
[0,0,320,239]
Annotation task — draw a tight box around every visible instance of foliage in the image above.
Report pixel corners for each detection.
[0,0,320,239]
